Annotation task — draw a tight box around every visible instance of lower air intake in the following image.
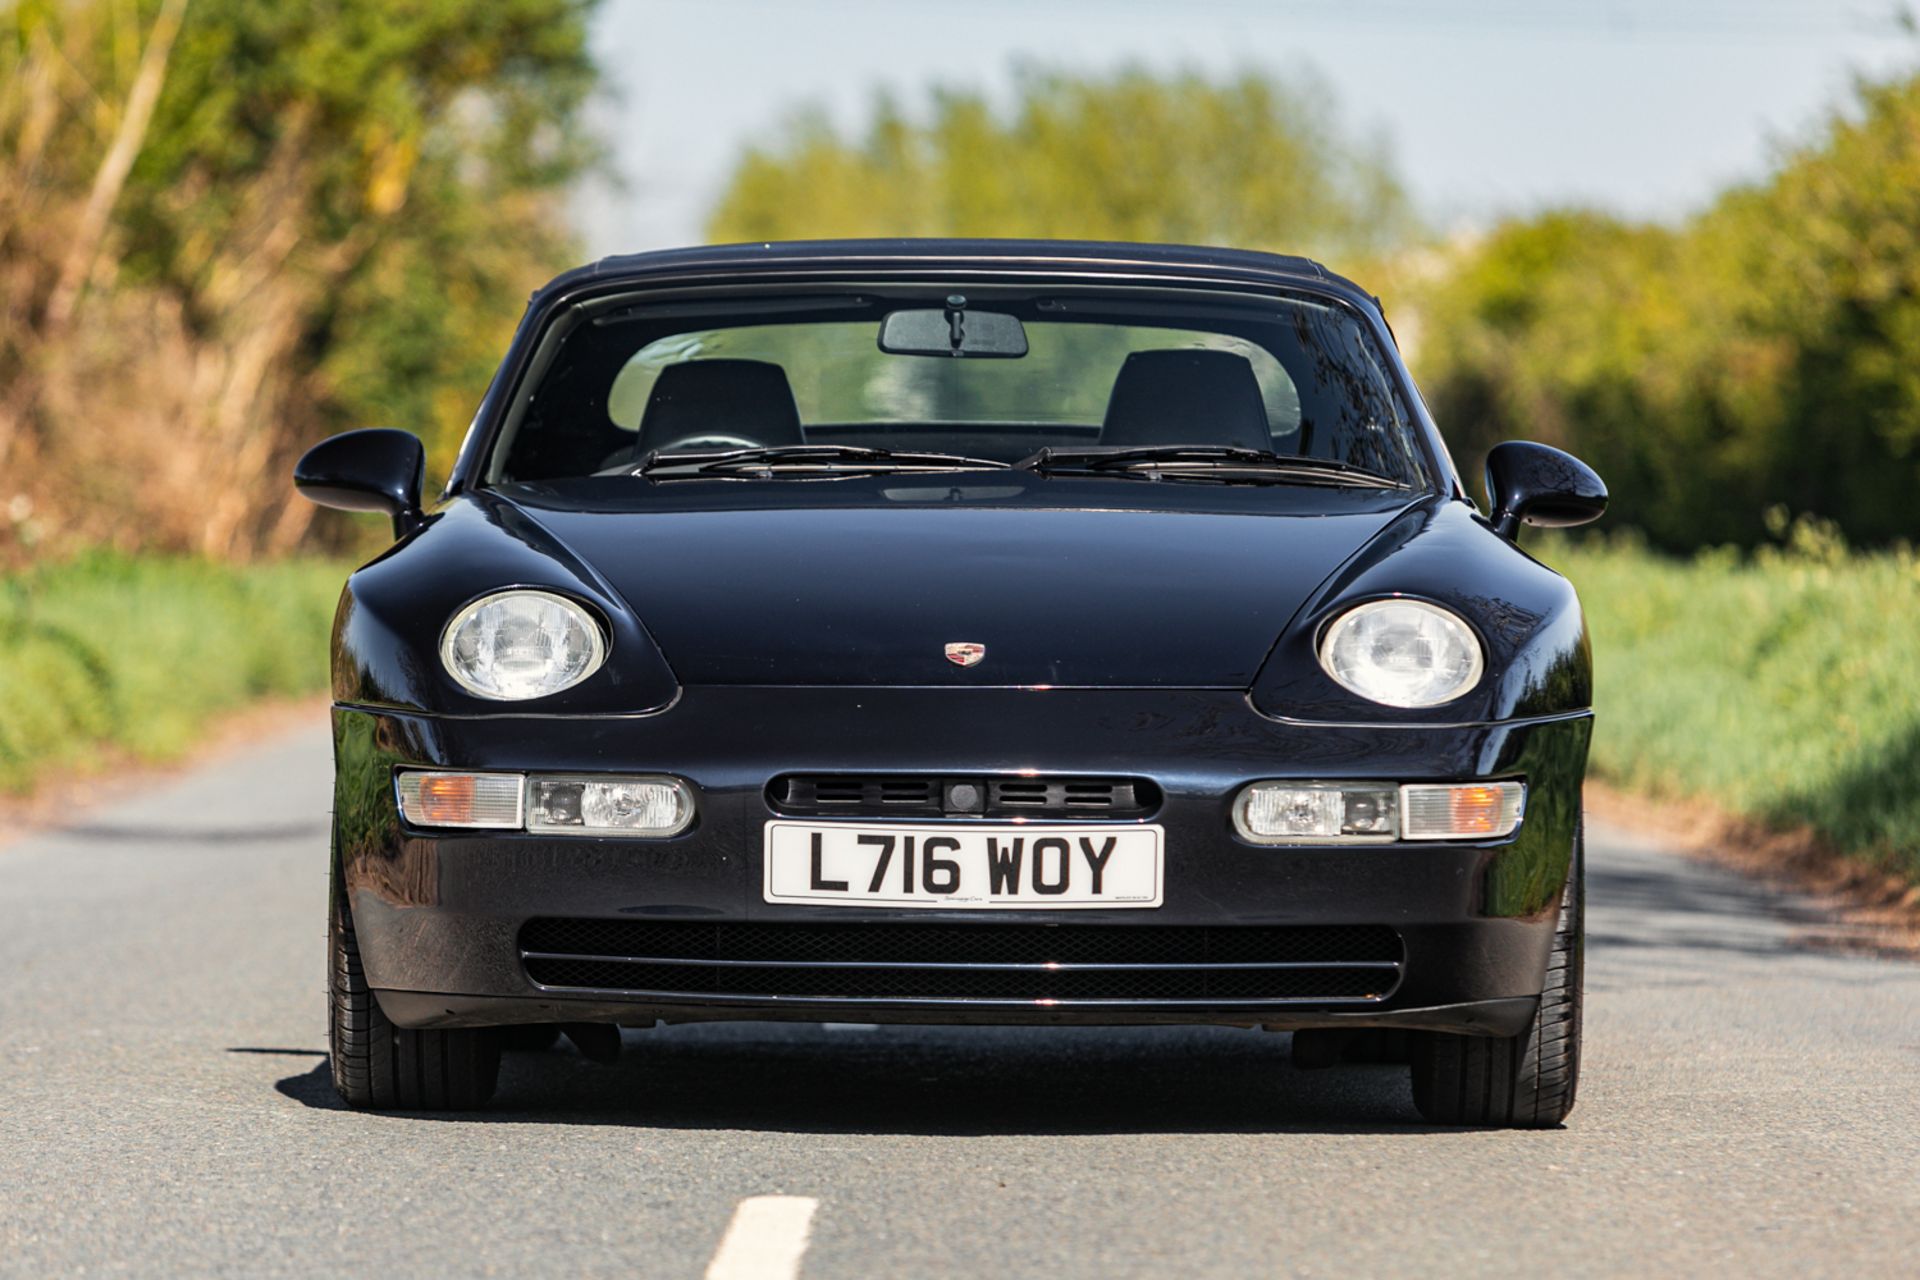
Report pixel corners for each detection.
[518,919,1403,1005]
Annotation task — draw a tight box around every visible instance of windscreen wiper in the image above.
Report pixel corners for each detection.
[1013,445,1404,488]
[637,444,1012,478]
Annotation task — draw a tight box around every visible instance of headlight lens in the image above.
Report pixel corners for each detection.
[526,775,695,836]
[1318,599,1484,708]
[1234,782,1398,844]
[440,590,606,701]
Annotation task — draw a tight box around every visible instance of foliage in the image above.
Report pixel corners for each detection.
[0,0,601,562]
[1546,526,1920,883]
[1408,68,1920,549]
[0,552,342,792]
[707,66,1415,263]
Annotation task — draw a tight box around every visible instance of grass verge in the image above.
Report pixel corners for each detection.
[0,552,344,795]
[1544,527,1920,886]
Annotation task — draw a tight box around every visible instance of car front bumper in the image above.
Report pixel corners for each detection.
[332,688,1590,1035]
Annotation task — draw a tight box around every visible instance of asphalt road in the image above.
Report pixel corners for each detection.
[4,725,1918,1278]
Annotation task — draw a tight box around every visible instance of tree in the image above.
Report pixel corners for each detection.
[1408,66,1920,549]
[707,67,1414,265]
[0,0,603,559]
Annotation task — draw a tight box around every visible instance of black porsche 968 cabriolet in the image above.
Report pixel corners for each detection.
[295,240,1607,1126]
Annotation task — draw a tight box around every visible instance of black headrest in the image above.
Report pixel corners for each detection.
[1100,349,1271,450]
[637,359,804,453]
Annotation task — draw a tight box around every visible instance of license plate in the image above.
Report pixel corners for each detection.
[763,821,1164,909]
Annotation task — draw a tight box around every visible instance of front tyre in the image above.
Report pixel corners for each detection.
[1409,822,1584,1128]
[329,904,500,1110]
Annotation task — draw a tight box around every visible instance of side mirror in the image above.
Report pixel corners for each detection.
[293,429,426,538]
[1484,441,1607,540]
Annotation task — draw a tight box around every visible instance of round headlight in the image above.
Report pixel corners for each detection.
[440,590,607,701]
[1318,599,1484,708]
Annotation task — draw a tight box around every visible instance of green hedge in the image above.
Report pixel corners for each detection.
[1547,526,1920,883]
[0,553,344,794]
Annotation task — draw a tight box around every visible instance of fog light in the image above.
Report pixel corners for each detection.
[1401,781,1526,839]
[1233,783,1399,844]
[526,775,695,836]
[395,771,524,829]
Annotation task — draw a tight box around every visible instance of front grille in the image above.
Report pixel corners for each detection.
[769,774,1161,820]
[518,919,1402,1005]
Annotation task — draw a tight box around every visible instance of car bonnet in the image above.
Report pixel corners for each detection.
[485,481,1420,689]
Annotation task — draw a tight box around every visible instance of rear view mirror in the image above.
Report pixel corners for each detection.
[1484,441,1608,540]
[293,428,426,539]
[879,300,1027,358]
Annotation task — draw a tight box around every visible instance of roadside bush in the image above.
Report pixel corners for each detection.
[0,553,342,792]
[1546,527,1920,883]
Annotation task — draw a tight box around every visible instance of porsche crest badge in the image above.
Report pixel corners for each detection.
[944,642,986,667]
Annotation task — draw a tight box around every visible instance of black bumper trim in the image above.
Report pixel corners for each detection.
[520,951,1403,973]
[516,917,1404,1004]
[372,990,1538,1037]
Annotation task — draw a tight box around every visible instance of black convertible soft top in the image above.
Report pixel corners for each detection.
[528,238,1358,307]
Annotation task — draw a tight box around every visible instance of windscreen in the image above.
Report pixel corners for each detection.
[489,291,1429,485]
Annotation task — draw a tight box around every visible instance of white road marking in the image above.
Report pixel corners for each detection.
[705,1195,819,1280]
[820,1023,878,1032]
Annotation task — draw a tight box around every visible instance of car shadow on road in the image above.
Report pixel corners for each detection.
[264,1025,1496,1137]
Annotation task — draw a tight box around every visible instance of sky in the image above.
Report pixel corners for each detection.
[575,0,1917,255]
